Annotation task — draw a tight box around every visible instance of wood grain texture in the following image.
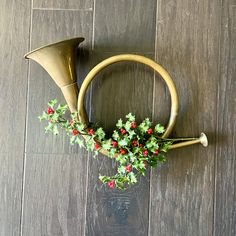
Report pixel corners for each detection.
[21,153,88,236]
[0,0,31,235]
[94,0,157,53]
[33,0,93,10]
[150,0,221,235]
[85,51,154,235]
[214,2,236,236]
[26,9,93,154]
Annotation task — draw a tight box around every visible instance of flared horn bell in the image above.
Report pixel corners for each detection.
[24,37,84,113]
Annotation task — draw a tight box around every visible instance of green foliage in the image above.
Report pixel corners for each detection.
[39,99,174,190]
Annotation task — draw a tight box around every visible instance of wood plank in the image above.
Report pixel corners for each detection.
[94,0,157,53]
[88,5,157,234]
[85,51,155,236]
[22,9,93,236]
[214,3,236,236]
[0,0,31,235]
[33,0,93,10]
[26,9,93,154]
[150,0,221,235]
[21,153,88,236]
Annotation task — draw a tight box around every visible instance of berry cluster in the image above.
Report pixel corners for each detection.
[39,99,172,190]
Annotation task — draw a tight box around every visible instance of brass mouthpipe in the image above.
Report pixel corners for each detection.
[169,133,208,149]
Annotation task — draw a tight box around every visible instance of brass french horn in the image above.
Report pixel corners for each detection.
[24,37,208,154]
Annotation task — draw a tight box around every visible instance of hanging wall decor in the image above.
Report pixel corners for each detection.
[25,37,208,190]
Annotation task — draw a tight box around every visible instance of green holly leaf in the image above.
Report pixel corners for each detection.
[45,122,54,133]
[109,148,117,157]
[56,104,68,114]
[158,154,166,163]
[118,165,126,174]
[75,137,84,147]
[161,141,172,152]
[102,139,112,150]
[118,138,128,147]
[76,123,85,132]
[86,138,96,151]
[38,111,48,121]
[95,127,106,141]
[112,130,120,140]
[124,121,131,131]
[128,130,136,139]
[128,172,137,184]
[138,118,152,133]
[52,125,59,135]
[116,155,127,165]
[126,113,135,122]
[155,124,165,134]
[48,99,58,107]
[116,119,123,128]
[71,112,78,120]
[70,135,76,144]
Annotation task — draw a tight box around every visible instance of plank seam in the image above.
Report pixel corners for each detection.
[213,1,223,235]
[83,1,96,234]
[20,0,34,235]
[148,0,159,235]
[32,7,93,11]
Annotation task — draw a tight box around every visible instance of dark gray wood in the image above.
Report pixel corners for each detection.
[0,0,31,235]
[150,0,221,235]
[94,0,157,53]
[22,9,93,236]
[21,153,88,236]
[85,51,155,235]
[26,9,93,154]
[33,0,93,10]
[214,2,236,236]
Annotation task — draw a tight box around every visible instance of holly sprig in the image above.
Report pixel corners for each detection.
[39,99,173,190]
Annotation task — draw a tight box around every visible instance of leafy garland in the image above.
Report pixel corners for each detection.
[39,99,173,190]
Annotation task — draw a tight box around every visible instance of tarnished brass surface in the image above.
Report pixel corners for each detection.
[24,37,84,113]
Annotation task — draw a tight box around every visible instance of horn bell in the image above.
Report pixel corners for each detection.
[24,37,84,113]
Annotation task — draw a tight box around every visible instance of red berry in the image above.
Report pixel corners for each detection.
[147,128,153,135]
[47,107,54,114]
[139,143,144,148]
[94,143,101,150]
[132,140,138,147]
[120,128,127,135]
[143,150,149,156]
[108,179,116,188]
[72,129,79,136]
[112,140,118,148]
[70,120,75,125]
[154,149,159,155]
[88,129,95,135]
[120,149,127,155]
[131,122,137,129]
[125,164,132,173]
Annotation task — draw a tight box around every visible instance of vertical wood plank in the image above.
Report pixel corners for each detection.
[150,0,221,235]
[214,2,236,235]
[33,0,93,10]
[0,0,31,235]
[94,0,156,53]
[22,9,93,236]
[86,52,154,236]
[26,9,93,154]
[22,153,88,236]
[86,0,157,233]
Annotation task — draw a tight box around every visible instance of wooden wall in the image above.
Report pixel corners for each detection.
[0,0,235,235]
